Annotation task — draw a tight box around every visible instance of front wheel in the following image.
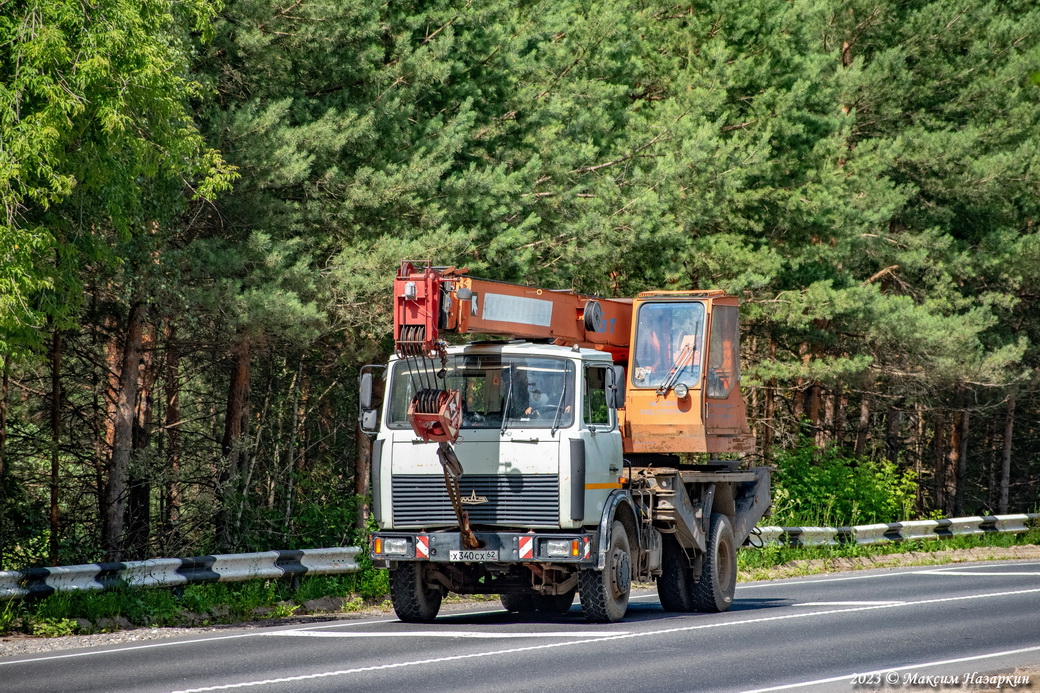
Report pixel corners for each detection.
[579,521,631,623]
[390,562,442,623]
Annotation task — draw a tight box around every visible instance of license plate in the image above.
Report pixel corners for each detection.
[449,550,499,561]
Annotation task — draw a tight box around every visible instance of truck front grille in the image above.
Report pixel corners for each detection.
[391,474,560,527]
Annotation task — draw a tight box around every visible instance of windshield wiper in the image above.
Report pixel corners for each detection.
[550,379,568,437]
[656,342,694,396]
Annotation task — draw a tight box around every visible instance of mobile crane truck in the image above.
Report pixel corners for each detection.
[360,262,770,623]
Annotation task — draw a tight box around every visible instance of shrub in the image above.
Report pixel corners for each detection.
[770,437,918,527]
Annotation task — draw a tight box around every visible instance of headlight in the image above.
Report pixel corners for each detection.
[382,538,409,555]
[674,383,689,399]
[544,539,580,557]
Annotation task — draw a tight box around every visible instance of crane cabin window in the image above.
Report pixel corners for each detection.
[707,305,740,399]
[631,302,705,389]
[387,355,576,430]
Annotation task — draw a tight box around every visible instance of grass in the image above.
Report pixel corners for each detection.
[2,531,1037,637]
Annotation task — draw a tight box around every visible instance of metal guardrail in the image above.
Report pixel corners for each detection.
[0,547,359,600]
[1,514,1036,600]
[755,513,1040,547]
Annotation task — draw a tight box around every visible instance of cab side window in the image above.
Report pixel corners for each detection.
[584,366,611,426]
[707,306,740,399]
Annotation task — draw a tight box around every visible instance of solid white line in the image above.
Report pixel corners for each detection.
[918,570,1040,576]
[170,586,1040,692]
[266,630,628,639]
[739,643,1040,692]
[0,618,392,666]
[790,601,906,607]
[738,561,1040,589]
[0,607,517,666]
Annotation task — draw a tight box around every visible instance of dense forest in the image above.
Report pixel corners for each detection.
[1,0,1038,569]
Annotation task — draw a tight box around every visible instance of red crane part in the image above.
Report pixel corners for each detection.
[406,389,463,444]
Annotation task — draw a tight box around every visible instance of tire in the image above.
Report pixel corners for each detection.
[690,513,737,613]
[500,591,537,613]
[579,521,632,623]
[390,562,442,623]
[656,536,694,612]
[537,589,576,614]
[502,589,575,614]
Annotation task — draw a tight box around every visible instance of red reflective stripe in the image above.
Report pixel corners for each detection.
[519,536,534,559]
[416,535,430,558]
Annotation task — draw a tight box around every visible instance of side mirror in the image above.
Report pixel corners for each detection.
[360,372,375,410]
[358,365,385,435]
[609,365,626,409]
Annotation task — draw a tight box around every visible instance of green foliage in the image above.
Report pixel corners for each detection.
[28,617,78,638]
[0,600,21,635]
[1,0,1039,578]
[0,0,233,355]
[771,436,918,526]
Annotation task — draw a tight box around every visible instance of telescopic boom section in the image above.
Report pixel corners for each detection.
[394,261,633,357]
[393,261,633,444]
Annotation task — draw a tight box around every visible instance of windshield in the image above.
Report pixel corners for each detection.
[387,355,576,430]
[631,301,705,389]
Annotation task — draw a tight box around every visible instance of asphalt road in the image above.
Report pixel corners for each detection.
[3,560,1039,693]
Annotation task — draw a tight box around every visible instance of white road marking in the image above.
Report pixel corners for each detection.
[919,570,1040,576]
[738,561,1040,588]
[171,586,1040,693]
[266,630,627,639]
[0,607,518,666]
[790,601,906,607]
[739,643,1040,692]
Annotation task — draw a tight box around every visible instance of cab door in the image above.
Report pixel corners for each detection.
[577,364,623,526]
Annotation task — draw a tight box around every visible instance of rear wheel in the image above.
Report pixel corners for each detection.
[500,591,536,613]
[690,513,737,613]
[538,589,576,614]
[579,521,631,623]
[656,536,694,612]
[501,589,576,614]
[390,562,442,623]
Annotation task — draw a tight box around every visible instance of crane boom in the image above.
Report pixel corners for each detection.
[393,261,754,455]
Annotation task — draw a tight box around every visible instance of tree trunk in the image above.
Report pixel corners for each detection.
[99,316,122,547]
[762,383,775,462]
[950,408,969,517]
[822,387,837,448]
[999,393,1015,514]
[162,323,182,548]
[933,409,947,514]
[217,339,251,551]
[0,355,7,561]
[834,388,846,449]
[103,301,146,561]
[126,326,156,560]
[355,422,372,530]
[0,355,8,484]
[284,361,303,536]
[50,328,62,565]
[886,400,903,465]
[854,393,870,458]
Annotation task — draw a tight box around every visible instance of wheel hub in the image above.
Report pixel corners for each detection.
[613,551,632,595]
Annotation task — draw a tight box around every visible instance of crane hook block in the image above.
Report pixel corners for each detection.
[407,389,463,443]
